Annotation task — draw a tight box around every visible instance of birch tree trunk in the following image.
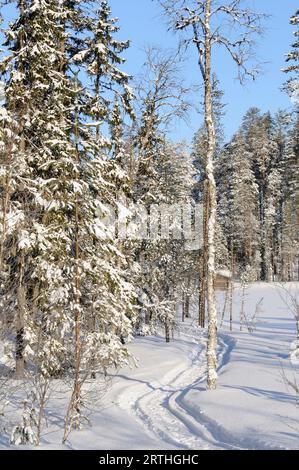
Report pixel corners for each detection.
[204,0,218,391]
[158,0,265,391]
[199,180,208,328]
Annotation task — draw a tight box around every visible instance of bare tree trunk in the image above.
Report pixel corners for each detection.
[73,197,81,417]
[63,91,82,442]
[35,378,50,446]
[220,282,229,328]
[185,289,190,318]
[165,322,170,343]
[90,313,97,380]
[229,243,234,332]
[240,285,246,331]
[260,183,267,281]
[15,253,25,379]
[14,0,27,380]
[63,215,82,442]
[204,0,218,391]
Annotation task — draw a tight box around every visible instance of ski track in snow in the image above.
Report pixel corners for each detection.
[117,320,288,450]
[116,323,239,450]
[0,284,297,450]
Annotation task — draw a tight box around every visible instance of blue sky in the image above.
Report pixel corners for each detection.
[109,0,296,142]
[1,1,296,142]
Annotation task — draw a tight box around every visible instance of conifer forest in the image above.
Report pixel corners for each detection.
[0,0,298,455]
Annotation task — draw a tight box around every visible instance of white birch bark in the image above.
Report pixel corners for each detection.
[204,0,218,390]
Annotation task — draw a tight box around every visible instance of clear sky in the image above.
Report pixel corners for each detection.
[109,0,296,142]
[1,1,296,142]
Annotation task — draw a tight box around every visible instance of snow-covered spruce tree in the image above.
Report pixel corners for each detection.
[217,108,297,282]
[18,0,80,380]
[0,0,108,385]
[280,116,299,280]
[281,12,299,280]
[268,111,292,281]
[0,0,55,379]
[240,109,281,281]
[264,167,283,282]
[283,10,299,104]
[262,112,297,282]
[0,0,95,387]
[11,397,37,446]
[110,98,125,162]
[0,1,20,375]
[217,132,260,279]
[61,0,137,439]
[72,0,134,121]
[0,0,136,440]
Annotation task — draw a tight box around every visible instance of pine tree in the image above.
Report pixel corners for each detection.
[280,116,299,280]
[61,0,137,438]
[240,109,281,280]
[217,108,297,282]
[217,132,260,278]
[283,10,299,104]
[0,0,137,441]
[0,0,77,379]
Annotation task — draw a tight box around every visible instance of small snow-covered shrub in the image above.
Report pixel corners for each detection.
[10,398,37,446]
[136,323,156,337]
[290,340,299,365]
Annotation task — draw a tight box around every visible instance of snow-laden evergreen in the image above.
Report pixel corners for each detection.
[0,0,298,450]
[283,9,299,103]
[0,0,137,440]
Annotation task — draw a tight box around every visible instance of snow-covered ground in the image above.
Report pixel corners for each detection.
[0,282,298,450]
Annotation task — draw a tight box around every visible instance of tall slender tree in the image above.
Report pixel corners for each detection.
[158,0,265,389]
[0,0,137,440]
[283,9,299,104]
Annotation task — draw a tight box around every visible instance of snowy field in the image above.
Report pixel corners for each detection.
[1,282,298,450]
